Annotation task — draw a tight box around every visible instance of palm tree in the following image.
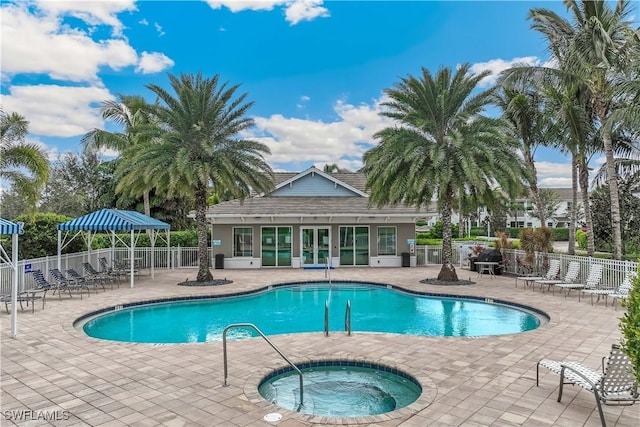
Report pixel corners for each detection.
[82,95,155,217]
[526,0,639,259]
[0,110,49,208]
[116,72,274,282]
[493,84,548,225]
[362,64,528,281]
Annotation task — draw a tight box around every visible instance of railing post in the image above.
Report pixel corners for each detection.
[324,300,329,337]
[223,323,303,407]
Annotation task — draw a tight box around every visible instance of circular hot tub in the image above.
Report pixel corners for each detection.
[258,360,422,417]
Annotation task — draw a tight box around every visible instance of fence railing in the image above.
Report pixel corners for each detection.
[2,245,638,295]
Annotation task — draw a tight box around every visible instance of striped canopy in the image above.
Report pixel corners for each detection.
[57,209,170,232]
[0,218,22,235]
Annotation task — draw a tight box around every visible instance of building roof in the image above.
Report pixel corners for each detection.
[57,209,171,232]
[205,196,432,219]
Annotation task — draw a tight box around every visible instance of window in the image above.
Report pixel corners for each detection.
[377,227,396,256]
[233,227,253,257]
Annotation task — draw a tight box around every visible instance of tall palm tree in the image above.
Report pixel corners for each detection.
[493,84,548,225]
[116,72,274,282]
[82,95,155,216]
[526,0,639,259]
[362,64,528,281]
[0,110,49,208]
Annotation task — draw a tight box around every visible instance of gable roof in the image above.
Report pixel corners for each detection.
[57,209,170,232]
[272,166,367,197]
[0,218,22,235]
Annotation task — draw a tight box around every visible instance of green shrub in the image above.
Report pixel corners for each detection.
[552,228,569,241]
[620,267,640,383]
[507,228,521,238]
[576,230,588,249]
[92,229,198,248]
[12,213,83,258]
[470,227,486,237]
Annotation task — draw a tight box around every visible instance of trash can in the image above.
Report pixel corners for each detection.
[469,256,478,272]
[401,252,410,267]
[215,253,224,269]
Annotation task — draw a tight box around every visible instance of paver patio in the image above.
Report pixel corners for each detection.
[1,266,638,426]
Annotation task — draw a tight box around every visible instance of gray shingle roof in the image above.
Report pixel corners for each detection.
[206,196,433,217]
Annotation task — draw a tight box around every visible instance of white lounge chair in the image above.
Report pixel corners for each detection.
[537,344,639,427]
[600,271,637,309]
[555,264,603,300]
[535,261,580,293]
[515,259,561,289]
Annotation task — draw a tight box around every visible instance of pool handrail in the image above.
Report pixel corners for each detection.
[324,300,329,336]
[222,323,304,406]
[345,300,351,336]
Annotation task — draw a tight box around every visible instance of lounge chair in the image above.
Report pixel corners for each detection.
[99,257,126,284]
[0,289,46,314]
[66,268,106,293]
[555,264,604,300]
[535,261,580,293]
[32,269,68,301]
[537,344,639,427]
[600,271,637,309]
[515,259,561,289]
[82,262,116,286]
[49,268,90,299]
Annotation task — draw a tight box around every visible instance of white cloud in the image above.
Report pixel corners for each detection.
[247,96,393,168]
[154,22,165,36]
[136,51,174,74]
[206,0,286,12]
[36,0,137,37]
[205,0,328,25]
[284,0,329,25]
[139,18,149,26]
[470,56,543,87]
[1,3,138,83]
[300,95,310,102]
[539,177,573,187]
[2,84,115,137]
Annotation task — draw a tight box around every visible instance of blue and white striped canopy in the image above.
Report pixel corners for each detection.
[0,218,22,235]
[57,209,170,232]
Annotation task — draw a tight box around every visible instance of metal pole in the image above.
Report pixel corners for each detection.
[10,233,18,338]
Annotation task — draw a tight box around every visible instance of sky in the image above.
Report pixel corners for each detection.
[1,0,607,188]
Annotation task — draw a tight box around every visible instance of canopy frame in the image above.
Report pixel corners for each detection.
[57,209,170,288]
[1,218,23,338]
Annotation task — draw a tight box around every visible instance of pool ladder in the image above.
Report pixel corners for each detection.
[222,323,304,407]
[324,300,351,337]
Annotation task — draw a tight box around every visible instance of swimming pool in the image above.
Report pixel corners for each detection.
[79,282,545,343]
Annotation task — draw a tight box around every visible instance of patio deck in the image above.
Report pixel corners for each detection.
[1,266,638,426]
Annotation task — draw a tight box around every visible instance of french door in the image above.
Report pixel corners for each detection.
[301,227,331,266]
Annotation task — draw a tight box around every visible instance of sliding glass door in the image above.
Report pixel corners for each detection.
[339,226,369,266]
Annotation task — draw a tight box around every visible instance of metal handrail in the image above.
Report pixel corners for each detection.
[222,323,304,406]
[324,300,329,337]
[345,300,351,336]
[324,257,331,283]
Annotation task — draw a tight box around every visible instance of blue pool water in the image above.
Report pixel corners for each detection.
[81,283,543,343]
[258,362,422,417]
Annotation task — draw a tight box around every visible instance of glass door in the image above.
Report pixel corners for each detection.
[301,227,331,266]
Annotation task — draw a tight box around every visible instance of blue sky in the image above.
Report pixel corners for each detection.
[2,0,594,187]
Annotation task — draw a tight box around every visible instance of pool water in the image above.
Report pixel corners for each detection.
[258,363,421,417]
[81,283,542,343]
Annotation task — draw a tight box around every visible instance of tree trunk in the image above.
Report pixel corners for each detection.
[568,156,578,255]
[524,148,543,226]
[195,184,213,282]
[578,156,595,257]
[438,184,458,281]
[143,190,152,237]
[601,129,623,259]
